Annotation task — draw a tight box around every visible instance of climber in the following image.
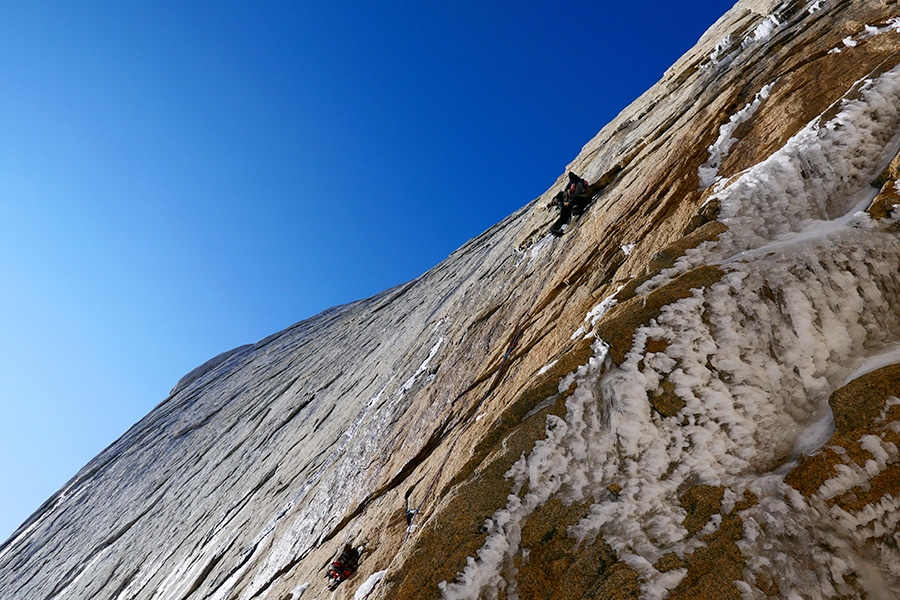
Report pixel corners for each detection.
[325,543,363,589]
[548,171,593,236]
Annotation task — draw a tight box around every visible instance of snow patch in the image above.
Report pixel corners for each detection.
[709,12,780,61]
[527,234,554,265]
[537,360,558,376]
[744,15,780,46]
[708,35,732,66]
[713,65,900,249]
[572,288,622,340]
[398,337,444,400]
[586,288,622,327]
[878,397,900,425]
[828,17,900,54]
[354,570,387,600]
[439,341,611,600]
[791,408,834,459]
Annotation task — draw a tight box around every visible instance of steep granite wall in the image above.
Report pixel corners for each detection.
[2,1,900,599]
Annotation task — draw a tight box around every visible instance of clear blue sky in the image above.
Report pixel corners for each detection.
[0,0,735,541]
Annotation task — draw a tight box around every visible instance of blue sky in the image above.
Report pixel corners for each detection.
[0,0,736,541]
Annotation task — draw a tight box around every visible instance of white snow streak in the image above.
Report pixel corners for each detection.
[572,288,622,340]
[699,82,776,189]
[354,570,387,600]
[843,345,900,384]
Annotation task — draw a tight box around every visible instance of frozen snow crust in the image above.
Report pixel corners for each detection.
[440,63,900,600]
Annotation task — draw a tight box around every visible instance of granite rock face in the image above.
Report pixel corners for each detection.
[4,1,900,599]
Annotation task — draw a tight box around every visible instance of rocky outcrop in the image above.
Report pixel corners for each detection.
[3,1,900,599]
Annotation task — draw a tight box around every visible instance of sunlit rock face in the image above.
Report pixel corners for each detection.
[3,1,900,599]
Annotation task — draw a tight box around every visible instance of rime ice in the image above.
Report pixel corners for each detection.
[442,60,900,600]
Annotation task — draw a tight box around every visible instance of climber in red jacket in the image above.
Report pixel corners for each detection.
[326,543,362,589]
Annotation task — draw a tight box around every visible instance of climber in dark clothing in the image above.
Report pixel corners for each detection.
[326,543,362,589]
[549,171,593,236]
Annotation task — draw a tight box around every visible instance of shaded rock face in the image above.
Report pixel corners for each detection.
[4,1,900,599]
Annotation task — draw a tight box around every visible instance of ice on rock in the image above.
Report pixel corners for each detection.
[536,359,558,376]
[441,63,900,600]
[587,290,621,327]
[707,35,732,66]
[744,15,780,47]
[572,289,623,340]
[827,18,900,57]
[844,345,900,384]
[354,571,387,600]
[714,65,900,250]
[699,81,776,190]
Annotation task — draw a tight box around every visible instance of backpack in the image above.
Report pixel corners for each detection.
[567,172,587,198]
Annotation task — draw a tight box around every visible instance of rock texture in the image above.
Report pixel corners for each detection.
[3,1,900,599]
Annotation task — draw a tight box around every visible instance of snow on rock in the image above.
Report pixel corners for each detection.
[354,570,387,600]
[828,16,900,54]
[439,50,900,600]
[745,15,780,46]
[572,290,622,340]
[712,64,900,252]
[843,345,900,384]
[707,35,732,66]
[698,81,776,189]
